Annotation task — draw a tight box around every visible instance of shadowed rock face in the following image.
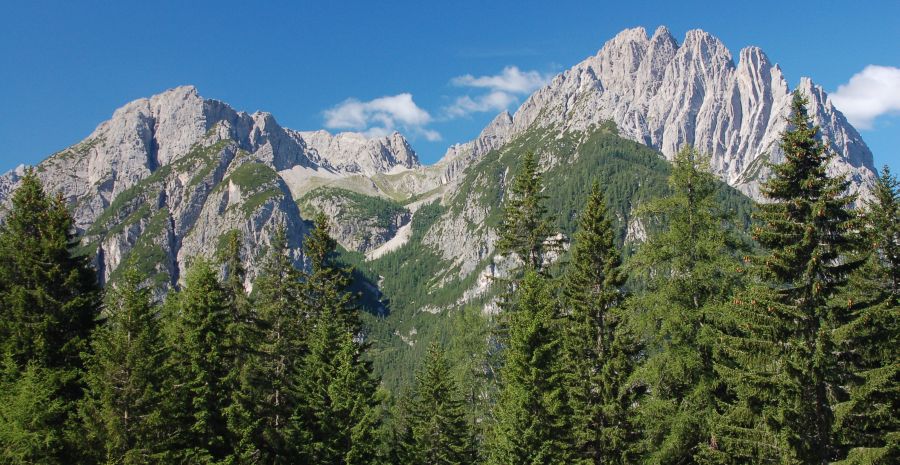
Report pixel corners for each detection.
[437,26,876,200]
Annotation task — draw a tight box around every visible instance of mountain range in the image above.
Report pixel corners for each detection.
[0,26,879,383]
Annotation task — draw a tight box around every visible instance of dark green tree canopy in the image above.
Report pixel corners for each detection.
[402,342,476,465]
[81,265,167,465]
[497,151,556,273]
[0,169,100,369]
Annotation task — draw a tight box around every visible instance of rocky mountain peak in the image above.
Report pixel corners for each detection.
[294,129,420,176]
[651,25,675,43]
[456,26,876,200]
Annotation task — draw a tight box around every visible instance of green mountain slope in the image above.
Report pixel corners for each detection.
[354,122,755,392]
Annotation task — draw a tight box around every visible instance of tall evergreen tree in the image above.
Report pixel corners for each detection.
[446,304,495,456]
[81,265,167,464]
[713,93,862,463]
[216,230,264,463]
[291,310,381,464]
[218,230,254,340]
[0,169,100,369]
[562,181,635,464]
[164,259,234,463]
[243,229,307,463]
[832,166,899,464]
[497,151,555,272]
[0,356,70,465]
[289,217,381,464]
[486,271,573,465]
[303,212,360,333]
[0,170,101,462]
[401,342,476,465]
[627,147,744,464]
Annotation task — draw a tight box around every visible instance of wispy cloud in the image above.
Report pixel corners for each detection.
[451,66,551,94]
[830,65,900,130]
[444,66,553,118]
[444,91,518,119]
[322,67,554,140]
[324,93,440,141]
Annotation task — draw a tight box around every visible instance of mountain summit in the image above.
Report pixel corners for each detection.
[0,85,422,289]
[439,26,876,199]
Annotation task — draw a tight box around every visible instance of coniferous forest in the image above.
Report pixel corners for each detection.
[0,94,896,464]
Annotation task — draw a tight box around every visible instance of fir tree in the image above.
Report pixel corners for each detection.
[81,265,167,464]
[562,181,635,464]
[303,212,360,333]
[446,305,495,456]
[627,147,744,464]
[291,310,381,464]
[164,259,234,463]
[497,151,555,273]
[244,229,307,463]
[0,169,101,462]
[486,271,573,465]
[0,356,70,465]
[713,93,862,463]
[0,169,100,369]
[216,230,264,463]
[401,342,477,465]
[832,166,899,464]
[289,218,381,464]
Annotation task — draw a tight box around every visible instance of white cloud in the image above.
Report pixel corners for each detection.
[444,91,519,119]
[444,66,552,118]
[831,65,900,130]
[451,66,550,94]
[324,93,439,140]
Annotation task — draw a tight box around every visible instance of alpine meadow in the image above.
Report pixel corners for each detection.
[0,11,897,465]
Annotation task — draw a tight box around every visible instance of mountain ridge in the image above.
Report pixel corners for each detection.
[437,26,876,198]
[0,26,879,295]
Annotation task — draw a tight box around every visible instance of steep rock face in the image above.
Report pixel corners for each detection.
[299,187,411,254]
[436,111,514,185]
[0,86,420,288]
[79,138,308,291]
[297,130,420,176]
[437,26,877,199]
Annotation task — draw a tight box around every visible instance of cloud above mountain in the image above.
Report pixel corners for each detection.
[324,93,441,141]
[451,66,550,93]
[831,65,900,130]
[444,66,552,118]
[322,66,553,139]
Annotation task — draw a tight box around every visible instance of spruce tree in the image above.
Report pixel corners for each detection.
[216,230,264,463]
[497,151,555,272]
[0,169,100,369]
[832,166,899,463]
[562,181,635,464]
[291,310,381,464]
[245,229,307,463]
[218,230,254,340]
[486,271,573,465]
[0,356,69,465]
[164,259,234,463]
[627,147,744,464]
[402,342,476,465]
[303,212,360,333]
[713,93,861,463]
[81,265,167,464]
[290,217,381,463]
[0,169,101,462]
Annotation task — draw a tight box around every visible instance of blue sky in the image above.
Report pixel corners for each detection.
[1,0,898,173]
